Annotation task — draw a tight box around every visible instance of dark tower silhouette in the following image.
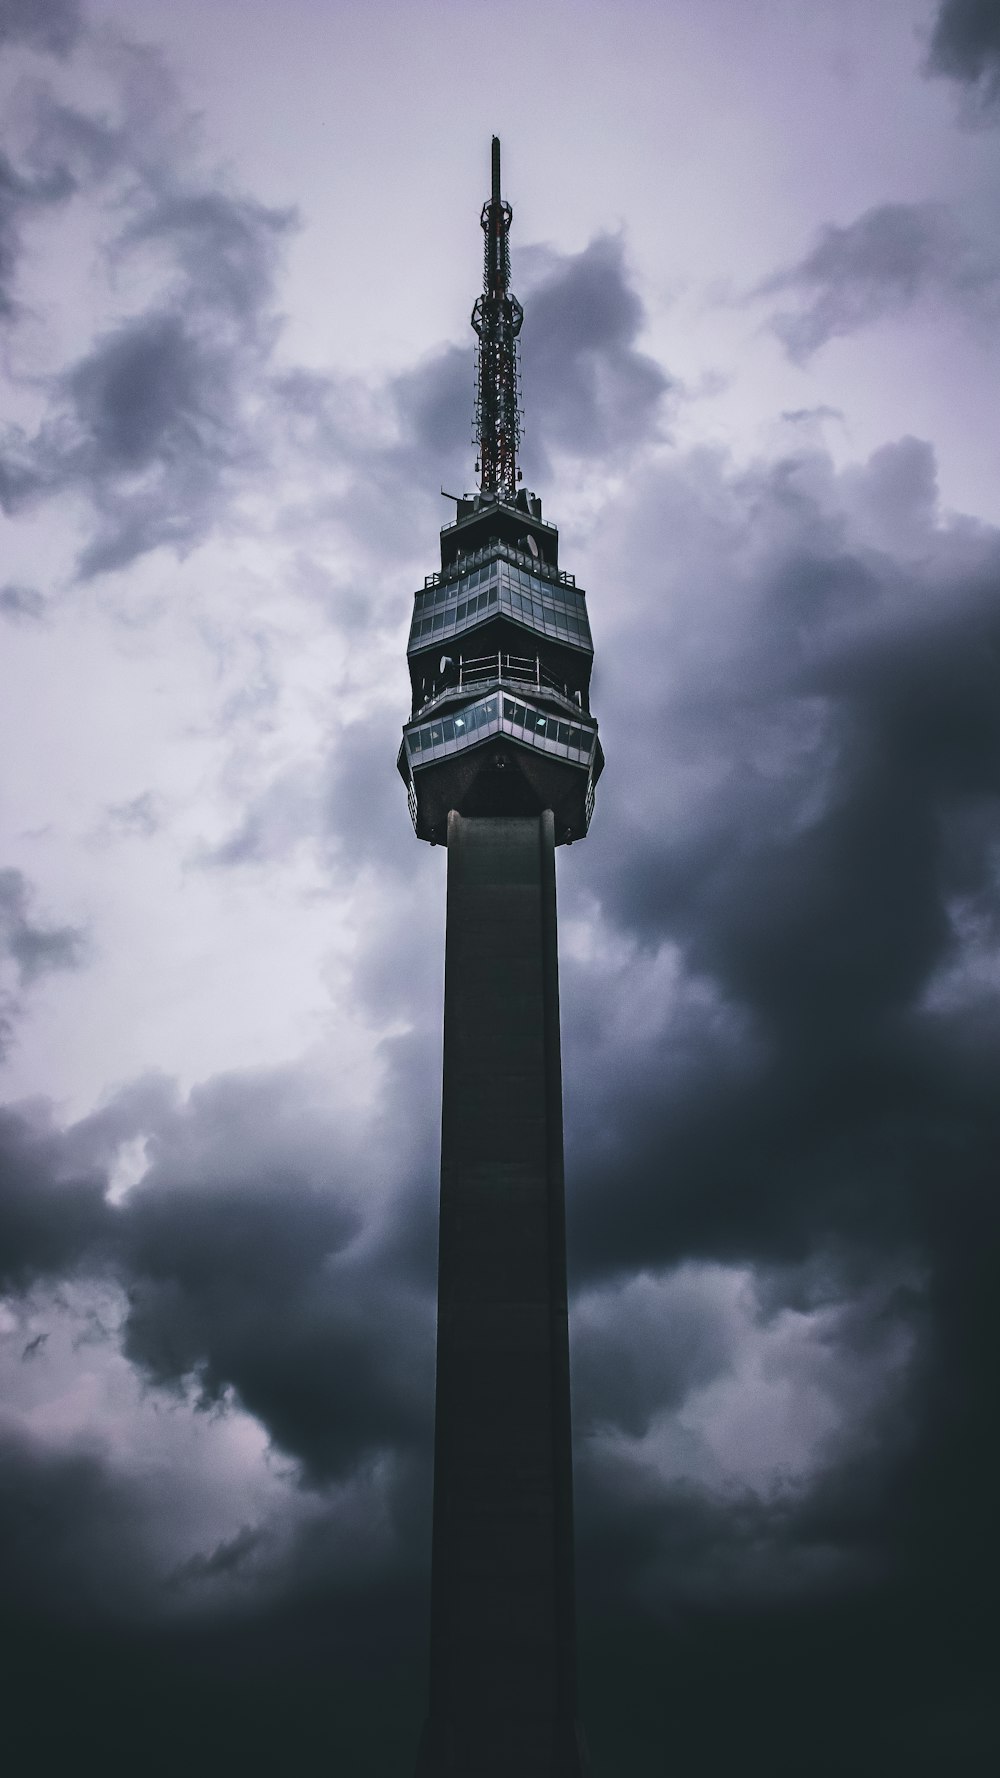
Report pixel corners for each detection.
[399,139,602,1778]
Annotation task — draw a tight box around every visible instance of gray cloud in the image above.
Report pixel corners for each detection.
[0,71,296,577]
[927,0,1000,112]
[520,233,671,466]
[391,234,672,484]
[275,232,672,560]
[116,188,296,324]
[0,0,81,56]
[0,1059,435,1482]
[167,1521,269,1590]
[0,146,74,317]
[0,867,86,984]
[522,433,1000,1767]
[65,310,257,577]
[568,436,1000,1279]
[103,790,160,837]
[1,79,998,1757]
[758,201,1000,358]
[0,1101,108,1289]
[0,582,44,622]
[0,1426,158,1621]
[1,421,995,1768]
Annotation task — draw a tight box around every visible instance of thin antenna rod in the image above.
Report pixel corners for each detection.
[472,136,523,501]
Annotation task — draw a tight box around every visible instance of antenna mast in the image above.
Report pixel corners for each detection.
[472,136,523,503]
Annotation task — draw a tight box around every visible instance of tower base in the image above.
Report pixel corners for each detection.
[415,1714,590,1778]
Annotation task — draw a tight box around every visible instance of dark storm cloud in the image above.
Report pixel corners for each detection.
[167,1522,268,1589]
[0,1059,433,1766]
[63,310,257,577]
[0,0,81,56]
[0,1100,107,1289]
[118,1100,431,1483]
[568,436,1000,1280]
[262,232,670,601]
[525,434,1000,1752]
[571,1266,742,1441]
[1,431,997,1767]
[758,201,1000,358]
[392,343,472,470]
[387,235,670,485]
[0,1061,438,1767]
[0,71,296,577]
[519,440,1000,1775]
[117,188,296,325]
[928,0,1000,111]
[520,234,671,464]
[0,1423,159,1619]
[1,102,997,1753]
[0,1060,435,1481]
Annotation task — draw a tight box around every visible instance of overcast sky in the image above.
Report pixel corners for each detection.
[2,1,999,1772]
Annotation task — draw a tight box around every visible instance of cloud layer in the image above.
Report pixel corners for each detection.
[2,6,1000,1775]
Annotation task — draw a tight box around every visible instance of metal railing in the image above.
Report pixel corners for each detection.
[413,681,586,725]
[457,649,554,690]
[423,538,577,593]
[415,650,587,715]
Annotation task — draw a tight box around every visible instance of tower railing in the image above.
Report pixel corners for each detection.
[423,539,577,593]
[415,649,589,715]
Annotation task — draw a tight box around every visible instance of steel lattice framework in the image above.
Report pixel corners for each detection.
[472,136,523,502]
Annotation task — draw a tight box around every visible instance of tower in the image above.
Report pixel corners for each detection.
[399,139,602,1778]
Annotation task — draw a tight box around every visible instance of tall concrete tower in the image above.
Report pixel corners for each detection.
[399,139,602,1778]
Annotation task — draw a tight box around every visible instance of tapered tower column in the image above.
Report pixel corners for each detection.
[416,811,583,1776]
[400,140,601,1776]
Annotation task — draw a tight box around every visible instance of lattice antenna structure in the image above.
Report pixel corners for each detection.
[472,136,524,502]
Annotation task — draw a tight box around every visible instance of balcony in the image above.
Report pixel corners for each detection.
[403,682,598,774]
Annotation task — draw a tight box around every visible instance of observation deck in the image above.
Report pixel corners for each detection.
[398,492,603,845]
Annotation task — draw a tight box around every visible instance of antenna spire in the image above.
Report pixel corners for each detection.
[472,136,523,502]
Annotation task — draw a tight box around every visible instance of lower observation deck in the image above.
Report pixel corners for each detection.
[398,656,603,847]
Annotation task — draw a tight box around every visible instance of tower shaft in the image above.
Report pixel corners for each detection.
[417,812,585,1778]
[401,139,601,1777]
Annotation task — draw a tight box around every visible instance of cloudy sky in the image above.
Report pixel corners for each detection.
[2,0,999,1771]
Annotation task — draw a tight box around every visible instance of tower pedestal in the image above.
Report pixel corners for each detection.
[416,811,587,1778]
